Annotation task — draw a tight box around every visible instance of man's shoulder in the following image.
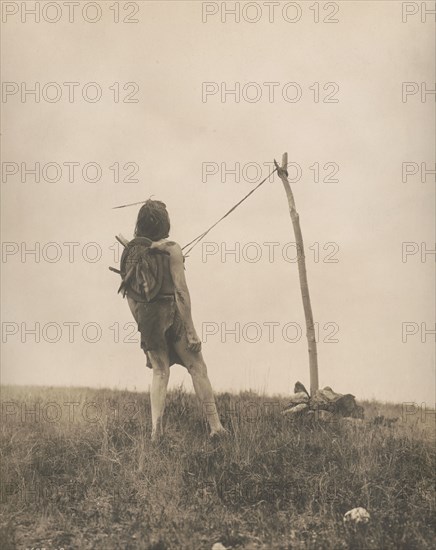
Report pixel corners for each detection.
[152,240,182,254]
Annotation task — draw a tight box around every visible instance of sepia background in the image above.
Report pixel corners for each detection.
[1,0,434,404]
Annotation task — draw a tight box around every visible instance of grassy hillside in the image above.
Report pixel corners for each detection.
[0,385,434,549]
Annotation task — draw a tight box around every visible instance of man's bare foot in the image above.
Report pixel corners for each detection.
[210,427,228,439]
[151,430,164,443]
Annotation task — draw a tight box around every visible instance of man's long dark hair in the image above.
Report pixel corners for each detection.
[134,200,170,241]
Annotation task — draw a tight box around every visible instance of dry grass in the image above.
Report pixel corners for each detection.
[0,385,434,549]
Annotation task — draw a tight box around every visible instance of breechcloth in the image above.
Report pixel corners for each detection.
[127,295,185,369]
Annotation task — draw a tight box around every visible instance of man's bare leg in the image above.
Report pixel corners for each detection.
[174,340,226,436]
[147,350,170,440]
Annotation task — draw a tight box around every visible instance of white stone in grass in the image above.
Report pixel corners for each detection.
[343,507,370,525]
[211,544,227,550]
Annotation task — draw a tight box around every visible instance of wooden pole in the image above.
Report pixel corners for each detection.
[274,152,319,395]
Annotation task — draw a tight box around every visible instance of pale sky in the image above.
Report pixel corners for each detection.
[1,0,435,404]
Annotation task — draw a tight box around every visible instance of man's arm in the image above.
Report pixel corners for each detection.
[167,242,201,352]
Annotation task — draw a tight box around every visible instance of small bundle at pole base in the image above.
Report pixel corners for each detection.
[282,382,364,419]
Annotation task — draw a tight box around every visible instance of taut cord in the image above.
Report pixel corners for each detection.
[181,166,278,257]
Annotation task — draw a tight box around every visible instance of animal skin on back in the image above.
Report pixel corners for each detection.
[118,237,171,303]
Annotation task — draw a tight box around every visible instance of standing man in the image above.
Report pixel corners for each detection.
[118,199,226,440]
